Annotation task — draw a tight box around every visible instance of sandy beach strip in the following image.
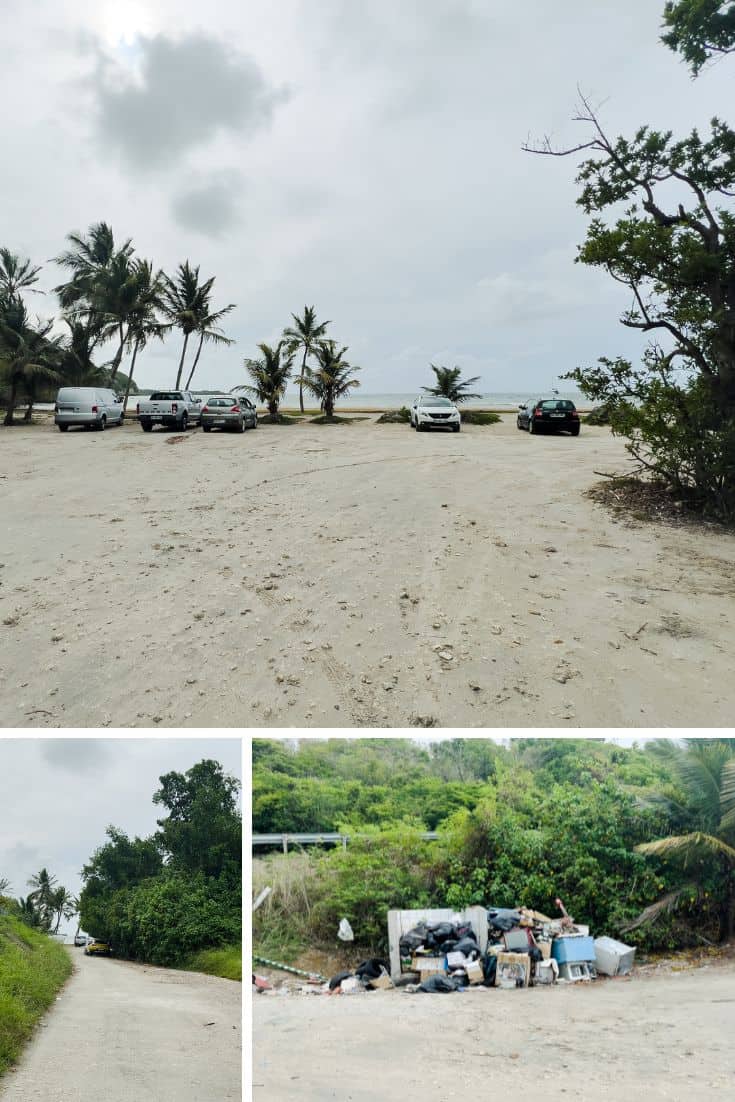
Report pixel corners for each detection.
[0,416,733,728]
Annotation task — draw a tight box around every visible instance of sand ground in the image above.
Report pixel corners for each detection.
[252,960,735,1101]
[1,416,733,728]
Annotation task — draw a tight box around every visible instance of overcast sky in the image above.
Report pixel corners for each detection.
[0,738,241,934]
[3,0,732,394]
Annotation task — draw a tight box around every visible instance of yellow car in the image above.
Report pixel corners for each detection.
[84,939,113,957]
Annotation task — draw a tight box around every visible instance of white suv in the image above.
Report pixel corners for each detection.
[410,395,461,432]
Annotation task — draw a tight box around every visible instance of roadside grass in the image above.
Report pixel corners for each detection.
[310,415,370,425]
[0,916,72,1076]
[182,944,242,981]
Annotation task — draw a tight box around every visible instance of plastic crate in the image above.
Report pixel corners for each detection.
[551,935,596,964]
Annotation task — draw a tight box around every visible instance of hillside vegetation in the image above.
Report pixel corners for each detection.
[0,914,72,1075]
[253,738,735,958]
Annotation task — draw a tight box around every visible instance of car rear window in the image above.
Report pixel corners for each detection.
[149,392,181,401]
[206,398,231,407]
[539,400,575,410]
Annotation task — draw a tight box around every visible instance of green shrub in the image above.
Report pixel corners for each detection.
[376,407,411,423]
[183,945,242,981]
[460,410,501,425]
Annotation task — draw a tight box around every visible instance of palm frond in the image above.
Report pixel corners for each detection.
[636,831,735,863]
[620,882,700,932]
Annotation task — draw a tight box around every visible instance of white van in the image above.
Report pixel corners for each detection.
[54,387,125,432]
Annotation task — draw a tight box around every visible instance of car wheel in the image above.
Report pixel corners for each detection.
[571,426,580,436]
[141,420,152,432]
[517,418,523,430]
[98,416,106,431]
[180,412,188,431]
[118,413,125,425]
[238,418,245,433]
[58,424,69,432]
[528,418,536,434]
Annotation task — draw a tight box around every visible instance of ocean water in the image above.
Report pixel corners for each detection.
[279,390,587,411]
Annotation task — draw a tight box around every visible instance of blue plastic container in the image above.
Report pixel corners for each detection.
[551,935,596,964]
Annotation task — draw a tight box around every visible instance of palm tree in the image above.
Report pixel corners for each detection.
[627,739,735,941]
[0,248,42,301]
[122,260,169,411]
[0,299,63,425]
[184,302,236,390]
[303,340,360,419]
[16,896,40,928]
[54,223,136,384]
[48,886,74,934]
[27,867,58,931]
[283,306,331,414]
[163,263,234,390]
[422,364,482,403]
[240,340,294,420]
[0,877,11,894]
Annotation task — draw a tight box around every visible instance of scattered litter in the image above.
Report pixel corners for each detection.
[338,918,355,941]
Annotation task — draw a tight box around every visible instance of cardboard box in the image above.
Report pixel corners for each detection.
[411,956,445,974]
[465,959,484,985]
[368,970,394,990]
[495,951,530,988]
[446,950,467,969]
[538,941,551,960]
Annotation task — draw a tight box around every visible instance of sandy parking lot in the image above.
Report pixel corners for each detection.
[252,961,735,1101]
[1,416,733,728]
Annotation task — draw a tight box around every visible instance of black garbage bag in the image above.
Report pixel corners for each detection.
[399,923,429,954]
[455,923,475,940]
[426,922,457,947]
[328,970,354,990]
[418,974,462,994]
[453,936,480,957]
[354,958,390,980]
[487,907,522,933]
[481,952,498,987]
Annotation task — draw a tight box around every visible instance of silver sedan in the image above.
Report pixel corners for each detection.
[200,396,258,433]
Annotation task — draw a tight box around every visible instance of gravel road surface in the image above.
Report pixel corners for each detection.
[253,961,735,1101]
[0,949,241,1102]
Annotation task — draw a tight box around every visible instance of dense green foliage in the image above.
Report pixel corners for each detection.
[662,1,735,74]
[253,739,734,958]
[0,914,72,1075]
[183,945,242,981]
[79,760,241,968]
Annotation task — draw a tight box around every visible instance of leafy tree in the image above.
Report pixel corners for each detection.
[0,877,11,894]
[283,305,331,413]
[153,759,241,879]
[241,340,294,420]
[526,93,735,518]
[421,364,482,403]
[630,739,735,940]
[303,340,360,418]
[662,1,735,74]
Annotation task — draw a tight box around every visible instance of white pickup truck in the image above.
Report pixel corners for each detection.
[136,391,203,432]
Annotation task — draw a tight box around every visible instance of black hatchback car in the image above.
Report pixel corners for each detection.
[517,398,580,436]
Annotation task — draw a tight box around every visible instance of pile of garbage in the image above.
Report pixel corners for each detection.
[397,899,635,993]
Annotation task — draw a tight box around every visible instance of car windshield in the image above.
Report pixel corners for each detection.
[424,397,454,407]
[539,400,575,410]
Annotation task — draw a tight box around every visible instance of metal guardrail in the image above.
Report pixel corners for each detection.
[252,831,439,853]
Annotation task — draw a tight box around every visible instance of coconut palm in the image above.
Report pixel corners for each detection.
[422,364,482,403]
[184,302,236,390]
[240,340,294,420]
[122,260,169,411]
[283,306,331,414]
[0,877,11,894]
[627,739,735,941]
[0,248,42,302]
[48,886,75,934]
[303,340,360,419]
[0,299,63,425]
[163,262,235,390]
[27,867,58,931]
[54,223,136,383]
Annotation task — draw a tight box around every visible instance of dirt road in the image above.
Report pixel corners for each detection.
[1,417,734,727]
[253,961,735,1101]
[0,949,241,1102]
